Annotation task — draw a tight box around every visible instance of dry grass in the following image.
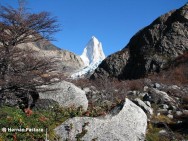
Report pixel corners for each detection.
[147,52,188,86]
[148,64,188,86]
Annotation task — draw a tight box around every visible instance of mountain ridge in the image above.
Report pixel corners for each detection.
[17,39,85,74]
[91,3,188,80]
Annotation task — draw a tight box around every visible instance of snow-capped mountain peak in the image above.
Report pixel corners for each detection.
[71,36,105,78]
[80,36,105,66]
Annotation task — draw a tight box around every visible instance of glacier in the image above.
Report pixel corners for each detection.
[71,36,105,78]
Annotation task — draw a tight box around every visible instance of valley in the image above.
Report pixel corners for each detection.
[0,2,188,141]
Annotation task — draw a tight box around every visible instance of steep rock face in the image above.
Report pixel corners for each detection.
[39,49,84,74]
[64,50,84,68]
[91,49,129,79]
[33,40,61,51]
[91,3,188,80]
[55,98,147,141]
[18,40,84,74]
[17,39,60,51]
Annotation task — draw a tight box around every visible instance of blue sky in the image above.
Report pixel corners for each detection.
[0,0,187,56]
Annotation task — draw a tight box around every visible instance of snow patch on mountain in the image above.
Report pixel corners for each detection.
[71,36,105,78]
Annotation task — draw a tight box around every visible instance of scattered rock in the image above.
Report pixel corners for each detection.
[144,86,149,92]
[133,98,153,116]
[167,114,173,119]
[157,109,168,114]
[168,110,173,114]
[177,121,183,124]
[149,88,175,104]
[127,90,140,97]
[160,104,169,109]
[183,110,188,115]
[159,130,168,135]
[154,83,161,88]
[39,81,88,111]
[83,87,90,93]
[127,91,134,96]
[55,98,147,141]
[170,85,180,90]
[145,101,151,107]
[143,93,152,102]
[171,105,177,111]
[140,92,147,97]
[176,111,183,116]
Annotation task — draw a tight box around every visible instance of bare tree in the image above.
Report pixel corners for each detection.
[0,4,61,109]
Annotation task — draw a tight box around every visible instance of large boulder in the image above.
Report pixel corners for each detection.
[55,98,147,141]
[39,81,88,111]
[91,3,188,80]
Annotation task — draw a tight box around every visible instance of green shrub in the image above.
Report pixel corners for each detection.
[0,106,84,140]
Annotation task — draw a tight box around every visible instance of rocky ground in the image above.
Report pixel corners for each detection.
[3,72,188,140]
[0,2,187,141]
[71,75,188,141]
